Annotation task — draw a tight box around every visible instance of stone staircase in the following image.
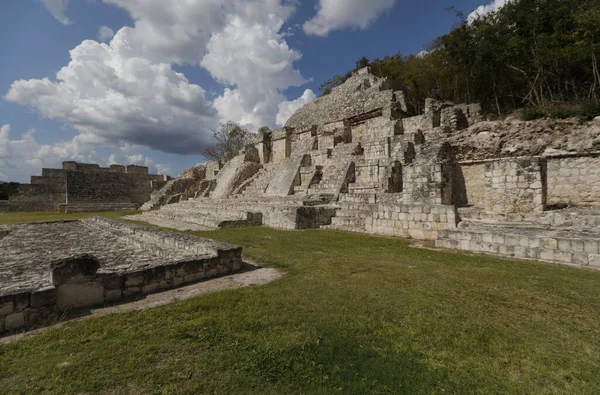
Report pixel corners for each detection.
[134,198,263,230]
[306,143,359,197]
[233,163,277,198]
[141,179,178,210]
[322,193,377,233]
[293,165,321,195]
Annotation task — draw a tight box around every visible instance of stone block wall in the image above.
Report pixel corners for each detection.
[402,143,456,206]
[350,123,367,143]
[261,205,337,230]
[363,138,390,160]
[291,128,317,154]
[402,114,438,133]
[547,155,600,205]
[483,157,546,213]
[318,133,335,151]
[9,162,169,212]
[365,203,458,240]
[271,129,291,164]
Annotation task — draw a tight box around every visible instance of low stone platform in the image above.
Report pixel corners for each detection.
[130,196,337,231]
[437,206,600,268]
[58,202,139,213]
[0,217,243,334]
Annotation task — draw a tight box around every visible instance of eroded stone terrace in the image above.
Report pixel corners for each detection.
[0,220,201,296]
[0,217,243,334]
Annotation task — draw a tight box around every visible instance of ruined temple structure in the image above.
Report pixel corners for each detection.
[1,162,170,213]
[104,68,600,268]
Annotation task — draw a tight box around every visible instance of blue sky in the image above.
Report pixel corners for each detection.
[0,0,489,182]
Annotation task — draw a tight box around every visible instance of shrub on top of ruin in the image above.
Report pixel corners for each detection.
[548,106,576,120]
[520,107,546,121]
[258,126,272,136]
[579,101,600,123]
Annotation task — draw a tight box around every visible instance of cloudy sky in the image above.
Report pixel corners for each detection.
[0,0,491,182]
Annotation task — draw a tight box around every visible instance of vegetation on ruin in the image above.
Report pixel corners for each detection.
[202,121,253,163]
[2,213,600,393]
[321,0,600,118]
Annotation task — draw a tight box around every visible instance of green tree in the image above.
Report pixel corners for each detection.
[318,0,600,114]
[203,122,252,163]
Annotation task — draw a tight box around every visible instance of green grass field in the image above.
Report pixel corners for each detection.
[1,211,600,393]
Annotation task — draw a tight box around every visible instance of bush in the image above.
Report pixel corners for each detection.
[548,106,575,119]
[579,101,600,122]
[521,107,546,121]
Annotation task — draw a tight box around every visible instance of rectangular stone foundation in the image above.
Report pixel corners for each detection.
[0,217,243,334]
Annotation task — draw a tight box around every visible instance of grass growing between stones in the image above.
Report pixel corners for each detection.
[2,213,600,393]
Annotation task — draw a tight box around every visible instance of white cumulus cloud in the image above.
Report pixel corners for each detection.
[303,0,396,37]
[40,0,71,25]
[155,163,172,175]
[276,89,316,127]
[6,0,311,172]
[201,6,307,130]
[4,38,217,154]
[467,0,511,22]
[0,124,165,182]
[97,26,115,42]
[0,124,103,182]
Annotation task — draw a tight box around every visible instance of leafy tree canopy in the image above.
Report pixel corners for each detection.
[319,0,600,115]
[203,122,253,163]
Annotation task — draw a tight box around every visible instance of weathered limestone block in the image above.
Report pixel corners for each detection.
[51,254,104,310]
[271,129,292,164]
[5,312,25,331]
[402,114,438,133]
[30,287,56,308]
[403,142,457,206]
[51,254,101,285]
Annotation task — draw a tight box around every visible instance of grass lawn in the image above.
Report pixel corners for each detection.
[1,212,600,393]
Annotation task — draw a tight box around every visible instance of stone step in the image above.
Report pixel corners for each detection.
[335,209,373,218]
[330,216,366,228]
[139,210,262,229]
[322,223,367,233]
[60,202,139,213]
[337,201,377,211]
[293,185,308,194]
[457,207,600,228]
[436,222,600,268]
[339,193,377,204]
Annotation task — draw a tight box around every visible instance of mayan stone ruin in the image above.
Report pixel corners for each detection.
[0,217,243,333]
[129,67,600,269]
[3,67,600,335]
[0,161,170,213]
